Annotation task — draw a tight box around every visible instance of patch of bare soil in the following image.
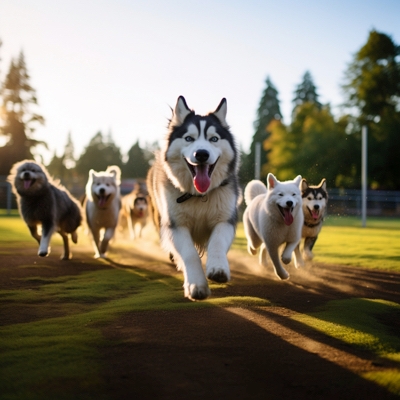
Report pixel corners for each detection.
[1,240,400,399]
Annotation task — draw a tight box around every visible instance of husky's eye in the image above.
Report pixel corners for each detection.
[184,136,194,142]
[209,136,219,143]
[308,196,312,200]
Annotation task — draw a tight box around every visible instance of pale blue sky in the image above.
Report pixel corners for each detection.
[1,0,399,164]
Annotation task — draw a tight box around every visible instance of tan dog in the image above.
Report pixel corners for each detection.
[119,190,149,239]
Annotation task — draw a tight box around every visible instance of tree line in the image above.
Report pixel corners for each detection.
[1,30,400,189]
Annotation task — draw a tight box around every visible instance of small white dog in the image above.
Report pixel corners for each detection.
[84,165,121,258]
[243,173,304,280]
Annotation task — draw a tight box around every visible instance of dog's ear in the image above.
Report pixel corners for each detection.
[301,178,309,192]
[319,178,327,191]
[212,98,228,128]
[89,169,96,179]
[170,96,192,127]
[267,173,278,189]
[107,165,121,185]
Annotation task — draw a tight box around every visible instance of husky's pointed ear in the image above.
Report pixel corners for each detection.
[212,98,228,127]
[293,175,302,186]
[319,178,327,191]
[301,178,309,192]
[107,165,121,185]
[89,169,96,179]
[267,173,278,189]
[170,96,192,127]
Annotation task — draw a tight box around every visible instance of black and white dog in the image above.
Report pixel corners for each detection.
[298,178,328,262]
[147,96,240,301]
[8,160,82,259]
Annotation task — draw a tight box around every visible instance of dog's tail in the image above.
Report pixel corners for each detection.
[244,180,267,205]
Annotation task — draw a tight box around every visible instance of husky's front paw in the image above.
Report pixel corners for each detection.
[38,251,49,257]
[184,283,211,301]
[207,268,230,283]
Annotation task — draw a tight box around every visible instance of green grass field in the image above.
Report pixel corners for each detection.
[0,214,400,397]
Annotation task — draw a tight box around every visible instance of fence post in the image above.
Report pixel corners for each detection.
[361,126,367,227]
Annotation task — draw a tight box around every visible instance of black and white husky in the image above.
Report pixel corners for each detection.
[147,96,240,301]
[298,178,328,261]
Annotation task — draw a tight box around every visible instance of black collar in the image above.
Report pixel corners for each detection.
[304,220,322,228]
[176,179,230,203]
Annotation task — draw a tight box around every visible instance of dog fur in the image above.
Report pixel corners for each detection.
[7,159,82,259]
[119,184,149,239]
[298,178,328,261]
[146,96,240,300]
[84,165,121,258]
[243,174,303,280]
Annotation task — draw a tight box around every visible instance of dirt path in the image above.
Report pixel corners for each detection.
[1,239,400,399]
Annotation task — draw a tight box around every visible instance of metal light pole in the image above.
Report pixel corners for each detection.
[361,126,367,227]
[255,142,261,180]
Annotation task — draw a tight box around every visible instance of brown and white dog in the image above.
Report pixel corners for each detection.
[119,186,149,239]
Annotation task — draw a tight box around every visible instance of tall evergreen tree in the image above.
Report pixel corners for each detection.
[240,76,282,182]
[342,30,400,189]
[122,140,150,179]
[0,51,45,175]
[75,131,123,178]
[292,71,321,116]
[63,132,75,169]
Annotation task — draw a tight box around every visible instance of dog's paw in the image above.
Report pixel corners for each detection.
[185,284,211,301]
[207,268,229,283]
[38,251,49,257]
[71,231,78,244]
[275,267,290,280]
[304,251,314,261]
[247,245,257,255]
[281,255,292,265]
[60,253,71,261]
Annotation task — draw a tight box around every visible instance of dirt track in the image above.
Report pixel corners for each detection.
[1,238,400,399]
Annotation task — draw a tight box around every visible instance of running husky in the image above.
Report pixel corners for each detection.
[8,160,82,259]
[243,174,303,280]
[84,166,121,258]
[147,96,240,301]
[298,178,328,261]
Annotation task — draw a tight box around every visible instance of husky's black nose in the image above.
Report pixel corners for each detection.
[23,172,31,179]
[99,188,105,195]
[314,204,320,210]
[194,149,209,163]
[286,200,293,208]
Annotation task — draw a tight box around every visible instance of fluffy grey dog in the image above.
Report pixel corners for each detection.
[8,160,82,259]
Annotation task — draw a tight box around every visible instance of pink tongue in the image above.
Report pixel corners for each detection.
[193,166,211,194]
[98,196,107,207]
[282,208,294,226]
[311,210,319,219]
[24,180,32,189]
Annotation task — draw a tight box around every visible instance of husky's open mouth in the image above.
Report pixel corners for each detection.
[95,194,111,207]
[185,158,218,194]
[307,207,320,220]
[278,205,294,226]
[23,179,35,189]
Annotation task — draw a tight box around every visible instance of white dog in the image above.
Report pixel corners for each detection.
[119,191,149,239]
[243,173,304,280]
[84,166,121,258]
